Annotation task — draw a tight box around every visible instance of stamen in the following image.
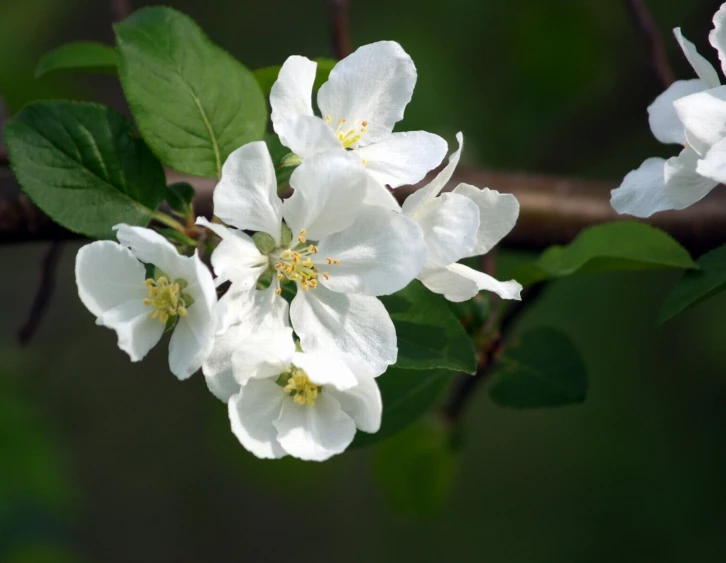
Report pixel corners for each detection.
[283,369,320,406]
[142,276,191,324]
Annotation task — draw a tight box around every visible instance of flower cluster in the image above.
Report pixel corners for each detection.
[75,41,522,461]
[612,2,726,217]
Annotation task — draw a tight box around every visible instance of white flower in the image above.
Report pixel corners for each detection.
[198,141,428,377]
[402,133,522,302]
[611,18,726,217]
[227,326,382,461]
[270,41,448,198]
[75,225,217,379]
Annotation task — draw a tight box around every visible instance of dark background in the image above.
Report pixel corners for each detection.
[2,1,726,561]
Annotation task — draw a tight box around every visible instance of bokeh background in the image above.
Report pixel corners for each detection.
[2,0,726,561]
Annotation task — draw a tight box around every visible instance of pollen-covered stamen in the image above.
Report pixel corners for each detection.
[271,230,341,291]
[142,276,190,324]
[326,116,369,149]
[282,368,320,406]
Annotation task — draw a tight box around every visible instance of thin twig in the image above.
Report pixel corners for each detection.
[17,241,64,346]
[624,0,675,88]
[327,0,352,59]
[111,0,132,22]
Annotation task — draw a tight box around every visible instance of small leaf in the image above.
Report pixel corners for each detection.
[489,327,588,408]
[35,41,117,78]
[253,57,336,96]
[5,100,166,239]
[165,182,195,215]
[115,7,267,178]
[516,222,697,286]
[659,244,726,325]
[352,367,449,448]
[380,281,476,374]
[372,419,457,517]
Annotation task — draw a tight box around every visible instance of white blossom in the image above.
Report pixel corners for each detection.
[402,133,522,302]
[226,325,382,461]
[270,41,447,202]
[611,13,726,217]
[198,141,428,377]
[75,225,217,379]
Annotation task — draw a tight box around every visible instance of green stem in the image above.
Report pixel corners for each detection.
[152,211,186,233]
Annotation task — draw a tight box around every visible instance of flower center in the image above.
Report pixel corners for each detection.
[326,116,368,152]
[281,367,320,406]
[142,276,190,324]
[272,229,340,293]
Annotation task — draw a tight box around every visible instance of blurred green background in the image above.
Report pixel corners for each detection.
[2,0,726,561]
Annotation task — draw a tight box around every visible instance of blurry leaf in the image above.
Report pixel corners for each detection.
[659,244,726,325]
[5,100,166,239]
[115,7,267,178]
[380,281,476,373]
[489,327,588,408]
[165,182,195,215]
[5,546,85,563]
[253,57,336,96]
[373,418,457,517]
[352,367,449,448]
[35,41,116,78]
[516,222,697,286]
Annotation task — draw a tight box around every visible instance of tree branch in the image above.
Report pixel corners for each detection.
[327,0,352,59]
[110,0,132,22]
[624,0,675,88]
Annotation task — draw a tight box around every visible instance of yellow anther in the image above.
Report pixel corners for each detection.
[142,276,190,324]
[297,229,307,243]
[323,272,329,280]
[326,257,340,265]
[275,288,282,296]
[283,369,320,406]
[178,306,188,317]
[277,273,284,280]
[362,120,368,127]
[325,115,332,122]
[362,159,368,167]
[273,235,322,290]
[339,118,346,123]
[307,245,318,254]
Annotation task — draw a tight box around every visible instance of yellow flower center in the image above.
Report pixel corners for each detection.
[272,230,340,293]
[326,116,368,150]
[142,276,189,324]
[283,368,320,406]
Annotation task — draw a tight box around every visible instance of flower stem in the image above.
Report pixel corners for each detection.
[152,211,186,233]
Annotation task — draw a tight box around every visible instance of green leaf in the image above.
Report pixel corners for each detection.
[115,7,267,178]
[253,57,336,96]
[5,100,166,239]
[372,419,457,517]
[264,132,295,187]
[380,281,477,374]
[35,41,117,78]
[659,244,726,325]
[516,221,697,286]
[352,367,449,448]
[165,182,195,215]
[489,327,588,408]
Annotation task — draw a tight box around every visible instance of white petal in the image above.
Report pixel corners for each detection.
[273,394,356,461]
[229,380,286,459]
[611,157,674,218]
[196,217,267,289]
[202,286,289,401]
[213,141,283,243]
[362,175,402,211]
[232,326,296,385]
[291,287,395,378]
[113,224,180,274]
[673,85,726,154]
[665,146,720,209]
[402,132,463,217]
[697,135,726,185]
[75,241,164,361]
[419,263,522,302]
[675,28,720,88]
[357,131,447,188]
[317,41,417,144]
[452,184,520,257]
[283,151,368,240]
[275,116,342,159]
[270,55,316,126]
[290,352,358,390]
[411,193,479,267]
[710,4,726,78]
[315,205,427,296]
[647,79,706,145]
[324,375,382,433]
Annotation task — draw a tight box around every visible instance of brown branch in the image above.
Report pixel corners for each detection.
[17,240,64,345]
[624,0,675,88]
[327,0,352,59]
[111,0,132,22]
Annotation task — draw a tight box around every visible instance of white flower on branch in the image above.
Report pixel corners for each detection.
[75,225,217,379]
[198,141,428,377]
[611,7,726,217]
[402,133,522,302]
[227,326,382,461]
[270,41,447,201]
